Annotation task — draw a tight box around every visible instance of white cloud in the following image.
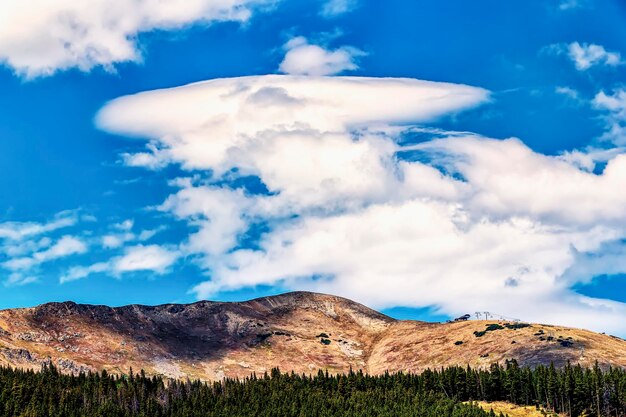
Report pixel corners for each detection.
[2,237,52,257]
[137,227,164,241]
[114,219,134,231]
[101,219,164,249]
[593,89,626,145]
[3,235,88,286]
[549,42,623,71]
[97,75,488,170]
[161,187,251,258]
[0,211,77,241]
[114,244,179,273]
[3,235,88,271]
[558,0,586,10]
[561,241,626,286]
[0,211,89,286]
[102,234,132,249]
[413,137,626,226]
[121,149,170,170]
[279,37,365,76]
[320,0,358,17]
[555,86,582,104]
[33,235,87,262]
[61,244,179,283]
[61,262,110,284]
[5,273,39,287]
[0,0,275,78]
[594,89,626,119]
[98,74,626,335]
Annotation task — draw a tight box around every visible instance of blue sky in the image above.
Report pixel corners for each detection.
[1,0,626,334]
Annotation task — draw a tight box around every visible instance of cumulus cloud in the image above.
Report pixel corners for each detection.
[279,37,365,76]
[548,42,623,71]
[98,74,626,334]
[320,0,358,17]
[0,0,275,78]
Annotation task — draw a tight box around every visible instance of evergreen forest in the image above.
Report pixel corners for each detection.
[0,360,624,417]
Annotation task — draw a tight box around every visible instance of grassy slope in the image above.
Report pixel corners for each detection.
[471,401,562,417]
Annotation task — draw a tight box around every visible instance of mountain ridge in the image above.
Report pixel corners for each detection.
[1,291,625,381]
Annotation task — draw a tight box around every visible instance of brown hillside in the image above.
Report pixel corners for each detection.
[0,291,624,381]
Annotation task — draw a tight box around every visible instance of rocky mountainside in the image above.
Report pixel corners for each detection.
[0,291,624,380]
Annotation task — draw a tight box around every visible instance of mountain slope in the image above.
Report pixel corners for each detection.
[0,291,624,380]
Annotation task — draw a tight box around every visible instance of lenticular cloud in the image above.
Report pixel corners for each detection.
[98,74,626,335]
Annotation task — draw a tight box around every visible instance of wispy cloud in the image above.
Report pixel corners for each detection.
[61,244,180,283]
[114,244,180,274]
[320,0,359,17]
[0,208,171,286]
[558,0,587,11]
[0,211,88,287]
[101,219,165,249]
[0,211,77,241]
[555,86,581,102]
[593,88,626,145]
[547,42,623,71]
[2,234,88,287]
[3,235,87,272]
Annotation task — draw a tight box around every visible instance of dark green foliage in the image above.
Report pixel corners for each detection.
[503,323,530,330]
[0,360,624,416]
[316,333,329,338]
[255,333,272,343]
[455,341,464,345]
[320,338,331,345]
[474,323,508,337]
[0,365,491,417]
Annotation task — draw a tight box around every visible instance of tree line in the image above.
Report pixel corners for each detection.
[0,360,624,416]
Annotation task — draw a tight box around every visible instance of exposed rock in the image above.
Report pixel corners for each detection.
[57,358,92,374]
[2,348,35,362]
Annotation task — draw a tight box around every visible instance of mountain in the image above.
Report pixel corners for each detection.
[0,291,625,380]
